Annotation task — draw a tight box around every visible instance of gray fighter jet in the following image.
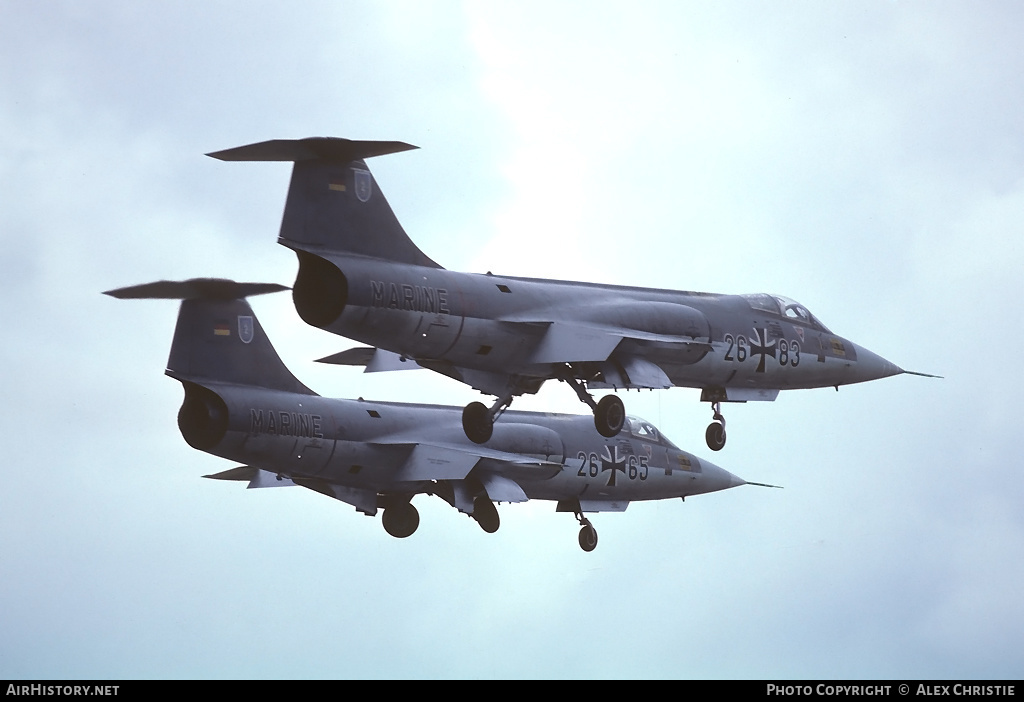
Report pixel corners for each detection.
[106,278,759,551]
[208,138,936,451]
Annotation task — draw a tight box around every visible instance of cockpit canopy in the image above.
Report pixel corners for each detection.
[626,416,678,449]
[742,293,832,333]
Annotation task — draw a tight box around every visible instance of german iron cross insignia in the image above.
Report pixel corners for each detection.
[601,445,626,487]
[751,327,777,372]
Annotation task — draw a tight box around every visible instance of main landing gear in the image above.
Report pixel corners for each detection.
[472,496,500,533]
[461,379,626,444]
[564,375,625,438]
[594,395,626,438]
[705,400,726,452]
[462,391,514,445]
[382,501,420,538]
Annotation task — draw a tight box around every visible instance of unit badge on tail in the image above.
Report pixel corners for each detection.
[238,315,254,344]
[353,168,372,203]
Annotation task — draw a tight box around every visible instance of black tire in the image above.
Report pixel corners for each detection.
[462,401,493,444]
[594,394,625,437]
[578,525,598,552]
[705,422,726,452]
[472,496,500,533]
[382,503,420,538]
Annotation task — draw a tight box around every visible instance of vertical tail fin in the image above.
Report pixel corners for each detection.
[208,137,441,268]
[104,278,314,395]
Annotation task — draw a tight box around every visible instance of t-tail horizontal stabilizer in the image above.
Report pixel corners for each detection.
[206,137,418,163]
[103,278,288,300]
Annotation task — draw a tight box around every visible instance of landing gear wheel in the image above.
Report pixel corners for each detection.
[705,422,726,452]
[382,502,420,538]
[594,394,625,438]
[705,400,726,451]
[578,523,598,552]
[462,401,493,444]
[472,496,500,534]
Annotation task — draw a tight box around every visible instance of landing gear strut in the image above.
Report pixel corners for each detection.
[562,374,625,438]
[464,376,627,443]
[705,401,726,452]
[574,510,598,552]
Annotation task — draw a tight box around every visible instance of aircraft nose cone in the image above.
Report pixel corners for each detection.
[849,343,903,383]
[697,457,746,494]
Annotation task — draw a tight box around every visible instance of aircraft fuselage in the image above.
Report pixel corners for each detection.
[195,381,738,507]
[206,136,918,451]
[296,249,898,399]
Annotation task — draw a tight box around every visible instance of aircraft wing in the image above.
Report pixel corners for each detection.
[204,465,296,488]
[579,500,630,512]
[513,319,712,390]
[316,347,421,372]
[316,316,710,393]
[368,434,562,508]
[317,349,527,397]
[373,440,563,482]
[204,466,380,514]
[316,326,623,367]
[205,442,561,515]
[522,320,711,364]
[526,322,623,363]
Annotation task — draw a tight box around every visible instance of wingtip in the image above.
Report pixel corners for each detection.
[203,466,258,481]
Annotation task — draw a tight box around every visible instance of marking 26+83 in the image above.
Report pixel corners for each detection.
[723,332,800,370]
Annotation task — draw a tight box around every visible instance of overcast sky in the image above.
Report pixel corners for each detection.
[2,1,1022,679]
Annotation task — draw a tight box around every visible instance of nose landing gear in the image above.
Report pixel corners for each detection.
[705,401,726,451]
[578,522,598,552]
[574,510,599,552]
